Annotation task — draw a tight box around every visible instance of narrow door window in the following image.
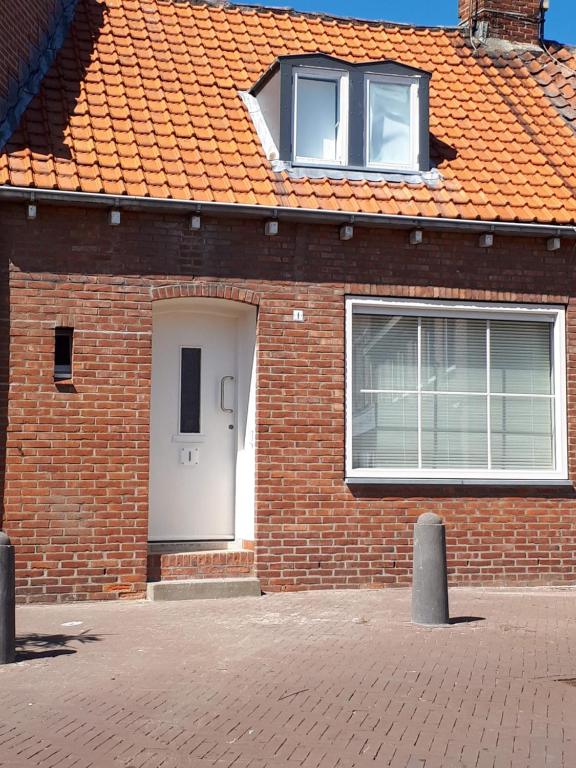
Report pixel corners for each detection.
[180,348,201,433]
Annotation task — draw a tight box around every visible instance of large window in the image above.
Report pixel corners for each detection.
[293,68,348,165]
[346,298,567,482]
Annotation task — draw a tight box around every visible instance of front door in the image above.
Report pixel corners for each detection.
[149,306,237,541]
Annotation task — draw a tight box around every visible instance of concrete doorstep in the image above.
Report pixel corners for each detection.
[146,576,262,601]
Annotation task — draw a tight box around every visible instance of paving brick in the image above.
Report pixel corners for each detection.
[0,588,575,767]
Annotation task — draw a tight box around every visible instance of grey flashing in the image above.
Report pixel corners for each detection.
[0,0,79,151]
[271,161,443,187]
[251,52,431,95]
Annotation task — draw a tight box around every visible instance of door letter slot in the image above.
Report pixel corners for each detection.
[180,447,199,466]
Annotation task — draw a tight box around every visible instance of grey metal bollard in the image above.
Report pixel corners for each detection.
[411,513,450,626]
[0,531,16,664]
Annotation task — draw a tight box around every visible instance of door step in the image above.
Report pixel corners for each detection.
[147,547,255,583]
[147,577,261,601]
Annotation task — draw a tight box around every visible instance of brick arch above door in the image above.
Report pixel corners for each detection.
[151,282,261,306]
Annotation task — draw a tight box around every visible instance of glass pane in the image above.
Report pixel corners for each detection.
[295,77,338,161]
[368,80,412,166]
[421,317,486,393]
[352,314,418,393]
[180,348,201,433]
[422,394,488,469]
[352,393,418,469]
[490,321,552,395]
[491,396,554,470]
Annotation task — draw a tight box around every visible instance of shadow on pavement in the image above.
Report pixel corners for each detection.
[449,616,486,625]
[15,631,102,661]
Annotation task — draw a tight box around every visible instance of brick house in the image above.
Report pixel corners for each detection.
[1,0,576,603]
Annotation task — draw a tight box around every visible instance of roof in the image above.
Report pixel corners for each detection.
[1,0,576,225]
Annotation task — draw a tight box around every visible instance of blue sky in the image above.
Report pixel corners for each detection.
[234,0,576,45]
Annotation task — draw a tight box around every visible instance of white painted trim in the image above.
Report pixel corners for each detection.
[350,295,563,320]
[239,91,280,162]
[293,66,349,166]
[345,296,568,483]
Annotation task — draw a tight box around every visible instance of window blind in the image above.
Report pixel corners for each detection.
[351,313,555,473]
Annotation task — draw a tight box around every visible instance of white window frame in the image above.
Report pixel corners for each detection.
[365,74,420,172]
[293,66,349,166]
[345,297,568,483]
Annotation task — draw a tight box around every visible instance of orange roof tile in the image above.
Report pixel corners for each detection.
[2,0,576,225]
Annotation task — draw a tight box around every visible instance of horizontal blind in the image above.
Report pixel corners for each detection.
[490,321,552,395]
[351,311,556,474]
[490,320,554,470]
[352,315,418,468]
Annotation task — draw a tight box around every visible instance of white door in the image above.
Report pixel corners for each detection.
[149,306,237,541]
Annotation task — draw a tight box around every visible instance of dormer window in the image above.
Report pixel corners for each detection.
[366,75,419,170]
[293,68,348,165]
[248,54,431,176]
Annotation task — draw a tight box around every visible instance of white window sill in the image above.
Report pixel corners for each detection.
[345,477,573,487]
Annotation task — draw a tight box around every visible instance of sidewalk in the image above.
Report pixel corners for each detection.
[1,587,575,768]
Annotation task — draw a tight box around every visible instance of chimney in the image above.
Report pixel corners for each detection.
[458,0,547,46]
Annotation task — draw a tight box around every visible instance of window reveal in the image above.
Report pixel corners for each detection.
[54,327,73,380]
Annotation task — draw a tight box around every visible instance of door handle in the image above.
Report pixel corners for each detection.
[220,375,235,413]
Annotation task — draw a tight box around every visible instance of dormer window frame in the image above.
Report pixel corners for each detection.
[250,53,432,176]
[292,66,349,167]
[365,72,421,173]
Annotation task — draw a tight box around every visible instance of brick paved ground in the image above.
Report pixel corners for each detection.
[1,587,575,768]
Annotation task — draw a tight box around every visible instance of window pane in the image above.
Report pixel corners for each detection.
[352,393,418,469]
[422,394,488,469]
[421,317,486,393]
[368,81,411,166]
[352,314,418,393]
[491,396,554,470]
[180,348,201,433]
[490,321,552,395]
[295,77,338,161]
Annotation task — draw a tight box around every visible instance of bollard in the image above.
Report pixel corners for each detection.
[0,531,15,664]
[411,513,450,626]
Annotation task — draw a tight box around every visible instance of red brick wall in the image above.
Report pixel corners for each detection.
[0,1,60,102]
[458,0,544,44]
[1,201,575,602]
